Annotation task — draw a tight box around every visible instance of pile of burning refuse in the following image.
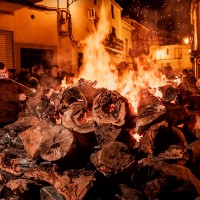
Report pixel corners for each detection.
[0,76,200,200]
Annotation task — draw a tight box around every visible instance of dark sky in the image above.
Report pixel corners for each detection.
[115,0,191,38]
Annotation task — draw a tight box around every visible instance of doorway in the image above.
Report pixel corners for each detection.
[20,48,54,70]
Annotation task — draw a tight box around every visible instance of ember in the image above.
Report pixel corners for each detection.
[132,133,143,142]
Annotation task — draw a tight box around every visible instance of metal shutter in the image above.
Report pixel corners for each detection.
[0,30,14,69]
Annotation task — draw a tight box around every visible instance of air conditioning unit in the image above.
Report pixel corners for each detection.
[88,8,96,19]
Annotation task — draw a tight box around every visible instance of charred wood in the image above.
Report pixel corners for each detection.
[0,117,39,153]
[139,121,187,156]
[94,123,122,147]
[163,102,189,126]
[135,94,166,133]
[159,85,177,102]
[188,96,200,111]
[92,89,126,126]
[91,141,135,176]
[20,119,96,167]
[0,153,21,176]
[24,166,95,200]
[158,144,189,165]
[40,186,65,200]
[186,140,200,183]
[136,158,200,198]
[187,140,200,164]
[62,102,94,134]
[26,95,56,120]
[186,111,200,139]
[6,179,41,196]
[55,87,88,114]
[118,184,146,200]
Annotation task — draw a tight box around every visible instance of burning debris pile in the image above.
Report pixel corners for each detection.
[0,77,200,200]
[1,4,200,199]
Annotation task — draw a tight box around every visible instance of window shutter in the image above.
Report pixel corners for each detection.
[0,30,14,69]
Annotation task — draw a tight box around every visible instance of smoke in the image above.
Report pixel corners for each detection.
[117,0,191,37]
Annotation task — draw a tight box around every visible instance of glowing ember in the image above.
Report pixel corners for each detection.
[77,111,93,125]
[103,103,115,113]
[132,133,143,142]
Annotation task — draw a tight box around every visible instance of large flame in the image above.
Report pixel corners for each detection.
[71,3,171,113]
[75,4,118,90]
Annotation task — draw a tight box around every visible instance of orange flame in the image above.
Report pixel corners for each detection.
[69,4,170,113]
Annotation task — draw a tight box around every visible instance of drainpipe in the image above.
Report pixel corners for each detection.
[191,0,199,79]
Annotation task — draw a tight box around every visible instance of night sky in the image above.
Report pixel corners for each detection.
[115,0,191,38]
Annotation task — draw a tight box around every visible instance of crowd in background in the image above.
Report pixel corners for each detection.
[0,61,74,128]
[1,61,200,128]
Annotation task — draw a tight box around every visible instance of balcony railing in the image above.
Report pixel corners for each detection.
[104,33,124,53]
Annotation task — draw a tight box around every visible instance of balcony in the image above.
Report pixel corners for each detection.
[104,33,124,54]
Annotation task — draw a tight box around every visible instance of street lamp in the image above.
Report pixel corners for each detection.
[183,36,190,45]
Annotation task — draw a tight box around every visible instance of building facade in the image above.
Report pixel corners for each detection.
[150,43,191,74]
[0,0,134,74]
[190,0,200,79]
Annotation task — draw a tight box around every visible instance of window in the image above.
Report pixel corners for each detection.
[94,0,98,5]
[174,48,181,58]
[125,39,128,57]
[20,48,54,69]
[166,48,169,55]
[111,4,114,19]
[0,30,14,69]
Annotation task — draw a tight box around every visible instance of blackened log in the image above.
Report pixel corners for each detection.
[140,121,187,156]
[187,140,200,164]
[159,85,177,102]
[24,167,95,200]
[0,172,4,193]
[139,121,168,155]
[188,96,200,111]
[0,153,21,176]
[0,116,39,153]
[187,140,200,184]
[19,120,54,159]
[91,141,135,176]
[39,129,96,165]
[158,144,189,165]
[77,86,104,108]
[77,78,97,87]
[92,89,126,126]
[5,116,39,129]
[135,94,166,133]
[187,111,200,139]
[20,119,96,165]
[62,102,95,134]
[118,184,146,200]
[172,126,188,147]
[138,158,200,196]
[26,96,55,119]
[0,152,38,178]
[163,102,189,126]
[94,123,122,147]
[55,86,88,114]
[6,179,41,196]
[40,186,65,200]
